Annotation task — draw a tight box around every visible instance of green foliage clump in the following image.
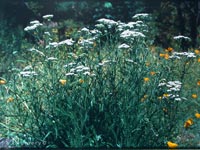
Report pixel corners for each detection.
[0,13,200,148]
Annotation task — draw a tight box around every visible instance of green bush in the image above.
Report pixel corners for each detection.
[0,13,200,148]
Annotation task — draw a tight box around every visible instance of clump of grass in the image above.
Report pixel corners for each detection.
[0,13,200,148]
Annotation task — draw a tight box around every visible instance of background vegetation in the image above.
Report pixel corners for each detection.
[0,0,200,148]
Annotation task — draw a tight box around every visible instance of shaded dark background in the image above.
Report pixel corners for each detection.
[0,0,200,48]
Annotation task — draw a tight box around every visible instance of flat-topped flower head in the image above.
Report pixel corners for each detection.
[97,18,118,26]
[132,13,149,19]
[43,14,54,19]
[173,35,191,41]
[118,43,130,49]
[120,30,145,39]
[167,141,178,148]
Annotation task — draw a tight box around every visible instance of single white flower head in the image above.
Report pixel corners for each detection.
[173,35,191,41]
[97,18,118,26]
[132,13,149,19]
[120,30,145,39]
[118,43,130,49]
[43,14,54,19]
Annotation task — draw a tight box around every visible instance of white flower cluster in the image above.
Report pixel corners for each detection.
[24,20,43,31]
[120,30,145,39]
[118,43,130,49]
[43,14,54,19]
[117,21,146,32]
[173,35,191,41]
[169,52,196,59]
[64,63,95,77]
[20,65,38,77]
[97,18,118,27]
[132,13,149,19]
[158,79,184,101]
[78,38,94,47]
[46,39,75,48]
[28,48,45,56]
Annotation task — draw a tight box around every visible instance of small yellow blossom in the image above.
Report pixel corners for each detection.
[79,79,84,84]
[159,53,165,57]
[163,93,169,98]
[143,77,150,82]
[194,49,200,55]
[198,58,200,63]
[184,118,193,128]
[7,97,14,103]
[59,79,67,85]
[158,96,162,100]
[159,53,169,59]
[192,94,198,99]
[195,113,200,119]
[141,95,148,102]
[52,28,58,34]
[150,71,156,76]
[165,47,173,53]
[167,141,178,148]
[164,53,169,59]
[0,79,6,85]
[197,81,200,86]
[145,62,150,66]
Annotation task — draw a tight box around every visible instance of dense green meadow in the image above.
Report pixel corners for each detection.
[0,14,200,148]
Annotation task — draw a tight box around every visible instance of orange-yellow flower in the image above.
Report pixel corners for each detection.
[141,95,148,102]
[197,81,200,86]
[79,79,84,84]
[150,71,156,76]
[164,53,169,59]
[0,79,6,85]
[59,79,67,85]
[144,77,150,82]
[165,47,173,52]
[192,94,198,99]
[198,58,200,63]
[184,118,193,128]
[159,53,165,57]
[195,113,200,119]
[145,62,150,66]
[163,93,169,98]
[167,141,178,148]
[194,49,200,55]
[7,97,14,103]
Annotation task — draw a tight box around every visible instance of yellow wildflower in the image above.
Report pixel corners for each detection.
[159,53,165,57]
[158,96,162,100]
[59,79,67,85]
[143,77,150,82]
[79,79,84,84]
[52,28,58,34]
[194,49,200,55]
[165,47,173,53]
[0,79,6,85]
[192,94,198,99]
[141,95,148,102]
[145,62,150,66]
[195,113,200,119]
[7,97,14,103]
[163,93,169,98]
[167,141,178,148]
[197,80,200,86]
[184,118,193,128]
[150,71,156,76]
[198,58,200,63]
[164,53,169,59]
